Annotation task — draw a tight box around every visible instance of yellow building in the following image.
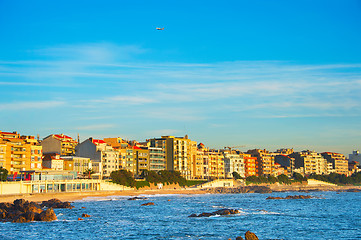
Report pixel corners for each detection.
[0,131,43,174]
[208,150,225,180]
[61,156,91,176]
[193,143,206,179]
[149,135,197,179]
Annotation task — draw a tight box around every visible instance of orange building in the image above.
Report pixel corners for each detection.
[242,154,258,177]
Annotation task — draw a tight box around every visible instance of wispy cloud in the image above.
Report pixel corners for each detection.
[1,43,361,124]
[0,100,65,111]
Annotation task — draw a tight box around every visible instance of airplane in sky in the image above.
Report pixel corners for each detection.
[156,27,164,30]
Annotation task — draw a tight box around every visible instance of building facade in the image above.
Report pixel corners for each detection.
[223,151,245,178]
[321,152,348,175]
[41,134,78,156]
[289,150,328,175]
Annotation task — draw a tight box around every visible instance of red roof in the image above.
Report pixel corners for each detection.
[54,134,73,140]
[133,146,142,150]
[93,139,106,144]
[1,131,17,135]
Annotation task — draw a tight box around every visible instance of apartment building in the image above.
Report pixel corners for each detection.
[42,153,64,171]
[61,156,91,176]
[0,131,43,174]
[349,150,361,165]
[42,134,78,156]
[321,152,348,175]
[247,149,274,176]
[274,155,295,177]
[208,150,225,180]
[242,153,257,177]
[149,135,197,179]
[275,148,294,155]
[148,147,166,171]
[193,143,207,179]
[223,151,245,178]
[289,150,328,175]
[75,138,119,179]
[104,137,129,170]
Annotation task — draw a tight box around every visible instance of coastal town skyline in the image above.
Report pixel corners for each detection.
[1,1,361,156]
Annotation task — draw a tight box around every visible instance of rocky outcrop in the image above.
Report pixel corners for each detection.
[40,198,74,209]
[37,208,57,222]
[141,202,155,206]
[188,208,240,218]
[0,199,57,223]
[245,230,259,240]
[206,186,272,194]
[266,195,313,200]
[128,197,148,201]
[82,213,91,218]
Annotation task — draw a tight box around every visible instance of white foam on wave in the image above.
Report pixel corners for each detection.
[248,210,281,215]
[76,195,129,202]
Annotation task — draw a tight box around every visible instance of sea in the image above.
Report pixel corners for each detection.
[1,191,360,240]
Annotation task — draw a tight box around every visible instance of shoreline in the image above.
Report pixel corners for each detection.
[0,188,209,203]
[1,184,360,203]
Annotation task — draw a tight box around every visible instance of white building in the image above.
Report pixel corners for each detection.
[75,138,119,179]
[223,152,245,178]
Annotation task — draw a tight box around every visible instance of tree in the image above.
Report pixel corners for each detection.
[0,167,8,181]
[277,174,290,184]
[293,172,304,182]
[110,170,136,187]
[232,172,242,180]
[83,169,95,179]
[267,176,278,184]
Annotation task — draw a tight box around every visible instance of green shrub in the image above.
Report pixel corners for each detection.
[110,170,136,187]
[135,180,150,189]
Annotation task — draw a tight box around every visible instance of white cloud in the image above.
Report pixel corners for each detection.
[0,100,65,111]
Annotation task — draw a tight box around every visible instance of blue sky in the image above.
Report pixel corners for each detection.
[1,0,361,155]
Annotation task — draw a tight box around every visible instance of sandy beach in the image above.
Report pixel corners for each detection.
[1,184,360,203]
[0,188,209,203]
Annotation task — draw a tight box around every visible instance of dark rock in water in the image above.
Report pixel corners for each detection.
[198,212,214,217]
[36,208,57,222]
[206,186,272,194]
[188,213,198,218]
[141,202,155,206]
[78,218,84,221]
[23,211,36,222]
[0,199,59,223]
[82,213,91,218]
[128,197,148,201]
[245,230,259,240]
[41,198,74,209]
[346,189,360,192]
[12,215,28,223]
[188,208,240,218]
[267,195,312,200]
[236,236,244,240]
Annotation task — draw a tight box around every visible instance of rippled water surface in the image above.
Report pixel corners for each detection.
[1,191,361,239]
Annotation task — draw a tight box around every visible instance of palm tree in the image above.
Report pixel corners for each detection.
[83,168,95,179]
